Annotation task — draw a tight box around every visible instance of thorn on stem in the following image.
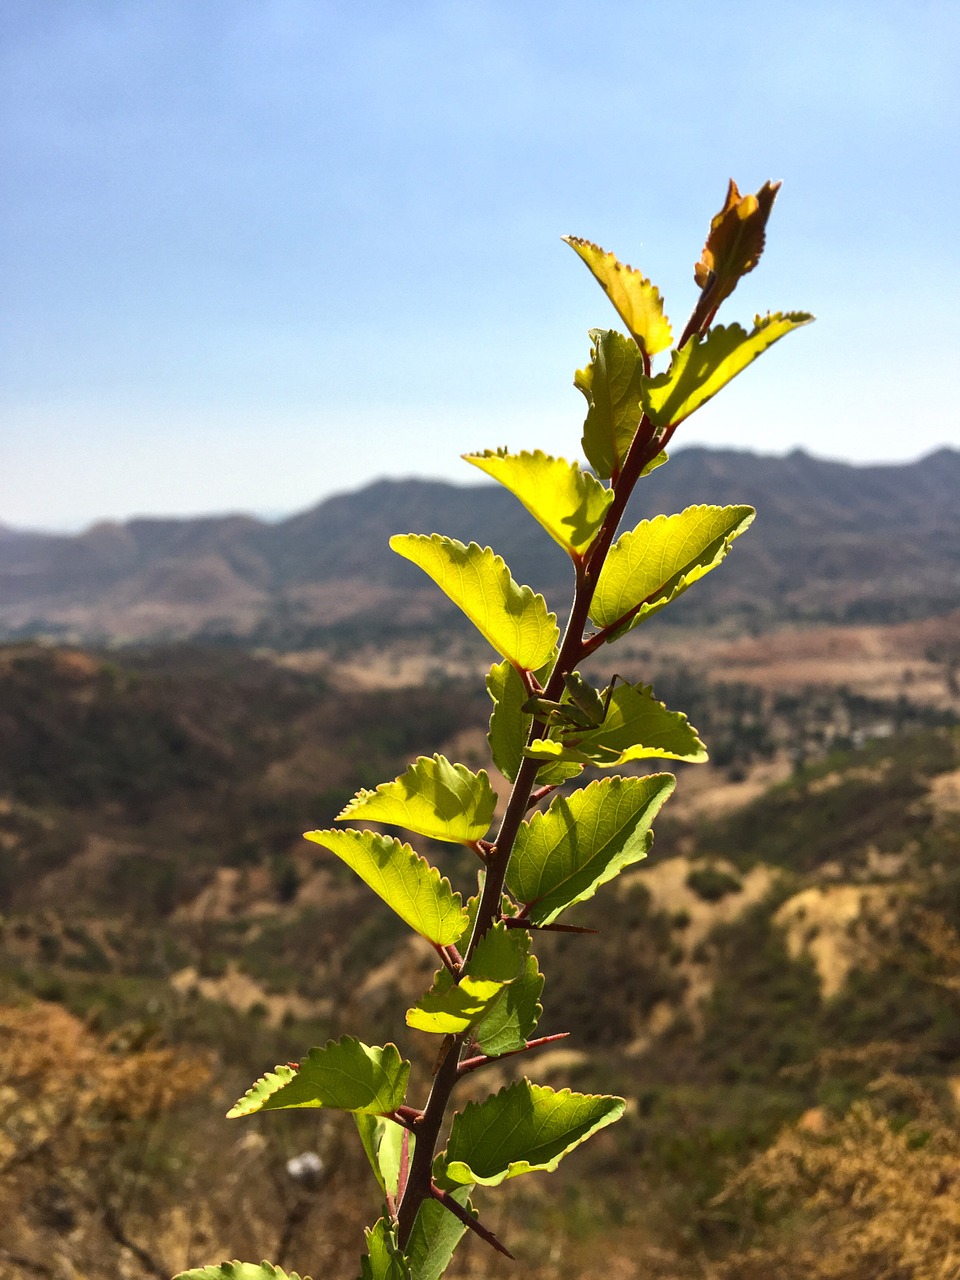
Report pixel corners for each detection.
[429,1182,515,1259]
[458,1031,571,1077]
[433,943,462,976]
[389,1105,424,1130]
[526,784,556,810]
[501,915,598,935]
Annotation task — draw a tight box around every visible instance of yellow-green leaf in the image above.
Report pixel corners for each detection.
[360,1219,412,1280]
[464,449,612,557]
[564,237,672,355]
[406,923,527,1036]
[591,504,756,637]
[487,659,583,786]
[390,534,559,672]
[303,828,467,945]
[437,1080,624,1187]
[574,329,646,480]
[473,952,544,1056]
[507,775,675,924]
[643,313,813,429]
[227,1037,409,1118]
[337,754,496,845]
[525,680,705,769]
[354,1113,411,1200]
[405,1187,473,1280]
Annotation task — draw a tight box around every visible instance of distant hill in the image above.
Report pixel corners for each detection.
[2,446,959,644]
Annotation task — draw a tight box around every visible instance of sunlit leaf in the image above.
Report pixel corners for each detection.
[436,1080,624,1187]
[506,775,675,924]
[405,1188,474,1280]
[464,449,612,557]
[390,534,559,671]
[525,681,705,769]
[563,237,672,355]
[406,923,527,1036]
[360,1219,411,1280]
[574,329,646,480]
[227,1037,409,1118]
[590,504,755,637]
[303,828,467,946]
[473,952,544,1056]
[354,1114,411,1200]
[337,754,496,845]
[643,314,813,429]
[486,659,582,786]
[175,1265,308,1280]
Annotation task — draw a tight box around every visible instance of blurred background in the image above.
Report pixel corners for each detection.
[2,4,959,1278]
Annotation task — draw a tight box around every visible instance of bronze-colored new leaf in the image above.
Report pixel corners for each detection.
[682,179,781,341]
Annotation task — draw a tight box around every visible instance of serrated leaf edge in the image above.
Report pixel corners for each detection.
[335,753,496,844]
[389,533,559,671]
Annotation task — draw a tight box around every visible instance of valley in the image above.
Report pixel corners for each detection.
[2,621,959,1278]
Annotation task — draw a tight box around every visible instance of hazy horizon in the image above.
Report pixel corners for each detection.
[5,440,958,537]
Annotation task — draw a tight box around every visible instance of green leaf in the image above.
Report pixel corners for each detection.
[390,534,559,671]
[468,918,530,981]
[175,1265,308,1280]
[590,504,756,637]
[406,972,508,1036]
[360,1219,411,1280]
[487,659,526,783]
[506,775,675,925]
[354,1114,411,1200]
[437,1080,624,1187]
[227,1037,409,1118]
[406,923,527,1036]
[472,952,544,1056]
[574,329,646,480]
[337,754,496,845]
[563,237,672,355]
[464,449,613,557]
[375,1119,408,1201]
[303,828,467,946]
[486,659,583,787]
[640,448,669,477]
[354,1112,386,1190]
[642,313,813,428]
[526,681,706,769]
[405,1188,474,1280]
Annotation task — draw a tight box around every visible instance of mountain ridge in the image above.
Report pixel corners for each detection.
[3,446,959,644]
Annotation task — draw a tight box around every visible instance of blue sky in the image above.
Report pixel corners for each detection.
[1,0,957,529]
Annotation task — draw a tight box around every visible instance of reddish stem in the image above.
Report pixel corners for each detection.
[428,1184,515,1259]
[458,1032,571,1077]
[396,395,670,1249]
[526,784,556,810]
